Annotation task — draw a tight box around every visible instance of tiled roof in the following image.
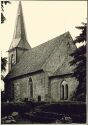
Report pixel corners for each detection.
[5,31,76,80]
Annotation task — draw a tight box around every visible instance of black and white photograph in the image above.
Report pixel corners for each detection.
[1,0,87,124]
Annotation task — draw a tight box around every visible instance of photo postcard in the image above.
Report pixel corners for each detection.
[0,0,87,124]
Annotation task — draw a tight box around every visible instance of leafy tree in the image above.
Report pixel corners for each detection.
[1,1,11,23]
[1,57,7,72]
[1,57,7,80]
[1,57,7,101]
[71,22,86,101]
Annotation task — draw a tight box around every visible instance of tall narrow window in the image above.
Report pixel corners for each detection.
[29,78,33,99]
[15,82,20,101]
[11,54,16,66]
[61,84,64,100]
[65,84,68,100]
[60,81,68,100]
[30,82,33,98]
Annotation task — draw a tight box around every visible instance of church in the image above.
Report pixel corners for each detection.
[4,1,79,102]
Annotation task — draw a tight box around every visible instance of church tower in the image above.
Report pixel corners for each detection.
[8,1,31,71]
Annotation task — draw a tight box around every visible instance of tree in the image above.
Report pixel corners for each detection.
[1,57,7,72]
[1,57,7,80]
[1,57,7,102]
[71,22,86,101]
[1,1,11,23]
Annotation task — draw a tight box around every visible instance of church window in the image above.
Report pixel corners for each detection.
[65,84,68,100]
[11,54,15,66]
[29,77,33,99]
[60,81,68,100]
[15,82,21,101]
[61,84,64,100]
[29,77,32,82]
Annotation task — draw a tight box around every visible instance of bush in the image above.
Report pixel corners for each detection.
[42,101,86,114]
[1,102,34,117]
[1,101,86,123]
[41,101,86,123]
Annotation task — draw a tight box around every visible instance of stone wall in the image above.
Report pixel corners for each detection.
[31,72,49,101]
[9,71,78,102]
[12,77,29,102]
[50,76,79,102]
[11,71,50,102]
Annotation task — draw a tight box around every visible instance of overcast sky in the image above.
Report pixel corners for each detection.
[0,1,87,56]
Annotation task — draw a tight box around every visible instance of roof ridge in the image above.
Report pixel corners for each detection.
[32,31,69,49]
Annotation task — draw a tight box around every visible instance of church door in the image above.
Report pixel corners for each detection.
[38,95,41,102]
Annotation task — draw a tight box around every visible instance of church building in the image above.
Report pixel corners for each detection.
[4,2,79,102]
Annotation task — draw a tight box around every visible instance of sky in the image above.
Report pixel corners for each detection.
[0,1,87,56]
[0,1,87,90]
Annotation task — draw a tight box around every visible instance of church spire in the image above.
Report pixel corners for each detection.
[8,1,31,71]
[13,1,26,39]
[9,1,31,50]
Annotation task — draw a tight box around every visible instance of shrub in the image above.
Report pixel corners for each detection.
[1,102,34,117]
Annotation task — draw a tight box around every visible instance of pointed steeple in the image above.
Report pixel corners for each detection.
[9,1,31,51]
[8,1,31,72]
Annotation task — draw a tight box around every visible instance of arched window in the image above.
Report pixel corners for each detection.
[29,77,32,82]
[14,83,20,101]
[11,54,16,67]
[60,81,68,100]
[29,77,33,99]
[61,84,64,100]
[65,84,68,100]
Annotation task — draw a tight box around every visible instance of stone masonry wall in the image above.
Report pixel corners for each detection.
[50,76,79,102]
[11,71,50,102]
[10,72,78,102]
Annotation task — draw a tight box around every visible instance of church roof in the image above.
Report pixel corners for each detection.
[5,31,76,80]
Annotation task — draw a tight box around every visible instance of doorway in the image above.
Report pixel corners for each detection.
[38,95,41,102]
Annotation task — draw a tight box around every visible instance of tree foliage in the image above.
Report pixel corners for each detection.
[75,22,87,43]
[1,57,7,73]
[1,1,11,23]
[71,22,86,101]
